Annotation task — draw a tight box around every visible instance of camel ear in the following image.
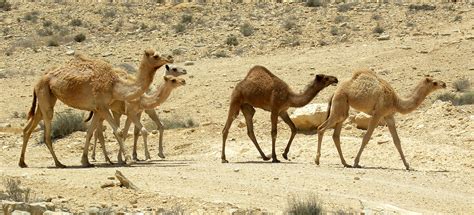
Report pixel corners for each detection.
[315,74,324,82]
[144,49,155,57]
[424,77,432,83]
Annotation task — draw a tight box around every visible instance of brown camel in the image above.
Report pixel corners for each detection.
[221,65,338,163]
[90,73,186,162]
[316,69,446,170]
[90,64,187,162]
[20,49,173,168]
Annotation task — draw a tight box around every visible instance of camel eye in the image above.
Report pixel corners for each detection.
[153,55,159,59]
[171,79,176,83]
[172,68,177,72]
[433,82,438,86]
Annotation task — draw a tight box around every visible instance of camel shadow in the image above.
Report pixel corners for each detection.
[233,160,300,164]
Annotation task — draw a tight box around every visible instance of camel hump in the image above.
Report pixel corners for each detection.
[351,68,375,80]
[246,65,276,78]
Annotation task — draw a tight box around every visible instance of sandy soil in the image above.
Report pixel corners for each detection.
[1,2,473,214]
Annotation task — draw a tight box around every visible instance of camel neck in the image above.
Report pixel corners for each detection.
[112,61,157,101]
[140,83,174,110]
[289,84,326,107]
[395,83,431,114]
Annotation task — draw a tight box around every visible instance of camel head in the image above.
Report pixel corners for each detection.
[313,74,338,88]
[143,49,174,70]
[165,64,187,77]
[422,77,447,92]
[163,75,186,88]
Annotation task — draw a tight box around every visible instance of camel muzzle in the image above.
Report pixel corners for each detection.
[331,79,339,86]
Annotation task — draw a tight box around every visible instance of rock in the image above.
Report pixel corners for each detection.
[354,176,360,180]
[65,50,75,56]
[12,211,30,215]
[129,199,138,204]
[233,168,240,173]
[290,103,328,130]
[400,45,411,50]
[377,33,390,41]
[102,52,113,57]
[0,123,12,128]
[87,207,100,215]
[100,181,115,188]
[2,201,53,215]
[184,61,195,66]
[350,112,386,130]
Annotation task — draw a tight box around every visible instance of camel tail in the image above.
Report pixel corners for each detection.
[326,94,334,120]
[84,111,93,122]
[27,91,37,120]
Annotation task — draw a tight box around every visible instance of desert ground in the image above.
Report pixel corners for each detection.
[1,1,473,214]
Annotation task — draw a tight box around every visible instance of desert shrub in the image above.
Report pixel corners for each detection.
[306,0,324,7]
[3,178,32,202]
[24,11,39,22]
[172,48,184,56]
[436,91,474,106]
[334,15,347,24]
[330,26,339,36]
[240,22,255,37]
[453,15,462,22]
[282,35,300,47]
[147,116,198,130]
[373,24,384,34]
[453,78,470,92]
[337,3,355,12]
[372,14,381,20]
[226,34,239,46]
[458,92,474,105]
[181,13,192,24]
[47,38,59,47]
[118,63,137,74]
[173,23,186,33]
[103,8,116,18]
[283,17,297,31]
[42,20,53,27]
[74,33,86,42]
[0,0,12,11]
[286,195,322,215]
[11,111,25,118]
[40,110,87,142]
[214,50,229,58]
[408,4,436,11]
[69,18,82,26]
[37,28,53,36]
[140,22,148,30]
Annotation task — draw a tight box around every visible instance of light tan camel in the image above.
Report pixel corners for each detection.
[90,64,187,162]
[20,49,173,168]
[222,65,338,163]
[316,69,446,170]
[89,70,186,162]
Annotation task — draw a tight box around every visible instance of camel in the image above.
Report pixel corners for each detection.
[89,65,187,162]
[20,49,173,168]
[221,65,338,163]
[315,69,446,170]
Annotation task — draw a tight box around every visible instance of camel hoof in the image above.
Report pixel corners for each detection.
[221,159,229,163]
[282,153,289,160]
[314,160,320,165]
[55,162,67,168]
[353,164,362,168]
[272,159,280,163]
[19,161,28,168]
[262,156,271,161]
[157,153,165,159]
[145,156,151,161]
[81,163,94,168]
[343,164,352,168]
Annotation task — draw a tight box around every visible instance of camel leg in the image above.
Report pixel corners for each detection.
[116,116,132,163]
[91,131,98,162]
[385,115,410,170]
[81,113,100,167]
[132,125,140,161]
[19,111,42,168]
[353,116,381,168]
[96,119,113,164]
[241,104,269,161]
[221,101,240,163]
[101,109,133,165]
[270,111,280,163]
[280,111,297,160]
[146,109,166,159]
[332,122,350,167]
[129,113,149,161]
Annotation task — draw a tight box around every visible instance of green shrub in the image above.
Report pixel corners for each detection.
[74,33,86,42]
[40,110,87,142]
[226,34,239,46]
[240,23,255,37]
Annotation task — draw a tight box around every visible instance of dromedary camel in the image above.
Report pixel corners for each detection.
[90,72,186,162]
[222,65,338,163]
[315,69,446,170]
[20,49,173,168]
[90,64,187,162]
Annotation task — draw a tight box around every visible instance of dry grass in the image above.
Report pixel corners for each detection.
[453,78,470,92]
[226,34,239,46]
[408,4,436,11]
[240,23,255,37]
[40,110,87,142]
[286,194,322,215]
[2,178,32,202]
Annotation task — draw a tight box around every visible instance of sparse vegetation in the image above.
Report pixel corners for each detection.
[282,35,300,47]
[37,28,53,37]
[173,23,186,33]
[214,50,229,58]
[334,15,347,24]
[47,38,59,47]
[103,8,116,18]
[337,3,356,12]
[453,15,462,22]
[3,178,32,202]
[74,33,86,42]
[283,16,298,31]
[0,0,12,11]
[286,195,322,215]
[373,24,384,34]
[181,13,193,24]
[240,23,255,37]
[40,110,87,142]
[305,0,324,7]
[408,4,436,11]
[453,78,470,92]
[146,116,198,130]
[226,34,239,46]
[372,14,381,20]
[24,11,39,22]
[330,26,339,36]
[42,20,53,27]
[69,18,82,26]
[436,91,474,106]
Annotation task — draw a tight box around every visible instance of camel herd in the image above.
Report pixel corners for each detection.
[20,48,446,170]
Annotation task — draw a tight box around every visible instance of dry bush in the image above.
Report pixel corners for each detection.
[282,35,300,47]
[408,4,436,11]
[453,78,470,92]
[337,3,356,12]
[286,195,322,215]
[102,8,116,18]
[24,11,39,22]
[2,178,32,202]
[74,33,86,42]
[42,20,53,27]
[240,23,255,37]
[226,34,239,46]
[146,116,198,130]
[283,16,298,31]
[436,91,474,106]
[0,0,12,11]
[69,18,82,26]
[330,26,339,36]
[306,0,324,7]
[373,24,384,34]
[334,15,348,24]
[47,37,60,47]
[181,13,192,24]
[37,28,53,37]
[173,23,186,33]
[40,110,87,142]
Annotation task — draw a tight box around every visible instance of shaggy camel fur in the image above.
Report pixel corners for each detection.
[222,65,338,163]
[20,49,173,168]
[90,65,187,162]
[316,69,446,170]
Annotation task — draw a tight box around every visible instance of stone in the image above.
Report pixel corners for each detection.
[377,33,390,41]
[102,52,113,57]
[0,123,12,128]
[12,211,30,215]
[290,103,328,130]
[233,168,240,173]
[65,50,75,56]
[350,112,386,130]
[100,181,115,188]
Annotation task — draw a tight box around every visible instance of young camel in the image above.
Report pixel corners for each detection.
[90,64,187,162]
[20,49,173,168]
[222,65,338,163]
[316,69,446,170]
